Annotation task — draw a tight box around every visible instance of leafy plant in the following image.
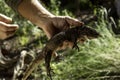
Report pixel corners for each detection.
[49,7,120,80]
[1,0,120,80]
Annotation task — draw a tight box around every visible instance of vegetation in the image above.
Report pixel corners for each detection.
[0,0,120,80]
[50,8,120,80]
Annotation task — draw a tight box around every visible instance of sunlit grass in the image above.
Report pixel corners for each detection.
[1,0,120,79]
[50,8,120,80]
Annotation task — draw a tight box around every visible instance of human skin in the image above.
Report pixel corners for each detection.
[0,0,84,55]
[0,14,19,40]
[17,0,84,39]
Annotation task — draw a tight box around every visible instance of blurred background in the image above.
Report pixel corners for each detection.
[0,0,120,80]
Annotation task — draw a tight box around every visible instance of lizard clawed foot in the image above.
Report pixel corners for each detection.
[72,42,80,51]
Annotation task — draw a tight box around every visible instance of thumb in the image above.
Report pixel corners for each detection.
[65,16,84,27]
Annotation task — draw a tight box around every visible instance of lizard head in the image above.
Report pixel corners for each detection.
[76,25,100,42]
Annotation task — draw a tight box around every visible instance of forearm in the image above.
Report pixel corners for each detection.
[5,0,84,39]
[5,0,54,27]
[17,0,54,27]
[5,0,55,38]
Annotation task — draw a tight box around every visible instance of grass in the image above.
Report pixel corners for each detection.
[31,7,120,80]
[47,8,120,80]
[28,5,120,80]
[1,0,120,79]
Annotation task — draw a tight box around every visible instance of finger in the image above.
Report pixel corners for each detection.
[0,21,19,32]
[0,14,12,23]
[65,16,84,27]
[0,30,15,40]
[6,30,16,37]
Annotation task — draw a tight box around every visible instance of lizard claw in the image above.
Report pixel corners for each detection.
[72,42,80,51]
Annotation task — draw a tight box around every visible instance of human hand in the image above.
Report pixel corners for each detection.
[0,14,19,40]
[38,16,84,52]
[39,16,84,39]
[17,0,84,38]
[17,0,84,50]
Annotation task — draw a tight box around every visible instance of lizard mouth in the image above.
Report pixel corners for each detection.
[78,37,87,43]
